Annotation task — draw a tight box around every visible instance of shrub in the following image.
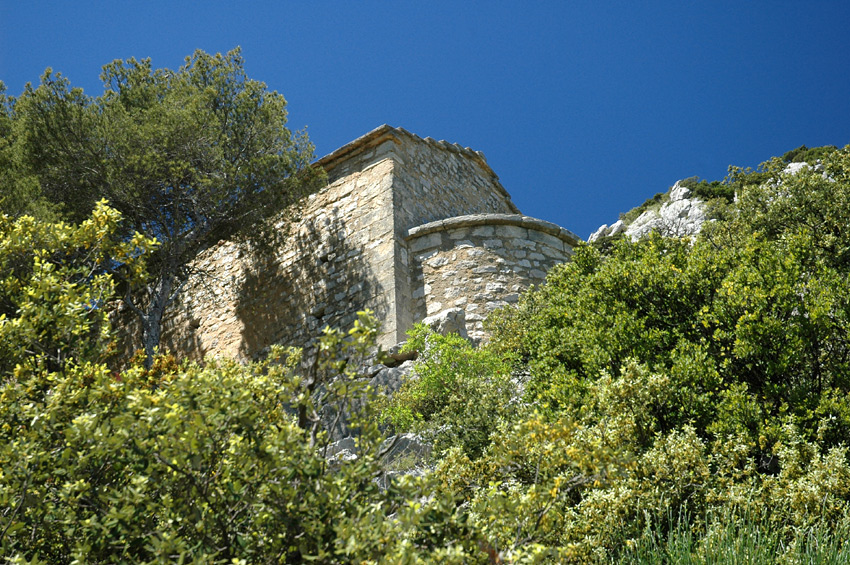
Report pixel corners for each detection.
[382,324,517,459]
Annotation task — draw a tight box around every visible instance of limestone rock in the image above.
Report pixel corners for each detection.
[588,219,626,242]
[783,161,811,176]
[608,219,626,237]
[625,209,664,240]
[422,307,468,338]
[590,179,708,242]
[588,223,609,242]
[669,179,692,202]
[370,359,415,397]
[326,437,358,463]
[379,433,431,465]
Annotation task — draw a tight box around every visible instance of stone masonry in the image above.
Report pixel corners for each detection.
[408,214,578,342]
[155,125,581,360]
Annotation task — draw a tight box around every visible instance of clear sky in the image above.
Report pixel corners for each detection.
[2,1,849,238]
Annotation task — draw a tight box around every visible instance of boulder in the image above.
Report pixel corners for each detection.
[783,161,811,176]
[379,433,431,465]
[370,359,415,397]
[669,179,692,201]
[587,223,609,242]
[608,219,626,237]
[422,307,468,339]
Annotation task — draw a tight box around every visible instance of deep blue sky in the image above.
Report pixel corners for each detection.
[2,2,849,238]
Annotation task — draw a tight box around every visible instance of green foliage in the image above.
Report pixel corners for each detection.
[0,202,156,373]
[432,145,850,561]
[619,191,667,225]
[614,146,843,228]
[618,508,850,564]
[678,175,735,202]
[382,324,516,459]
[8,48,325,365]
[781,144,838,164]
[0,82,58,221]
[0,314,486,563]
[6,89,850,561]
[0,209,484,562]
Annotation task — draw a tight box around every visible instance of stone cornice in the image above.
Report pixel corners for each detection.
[406,213,583,248]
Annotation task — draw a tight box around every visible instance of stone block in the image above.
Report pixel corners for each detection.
[427,255,449,268]
[471,225,495,237]
[426,301,443,315]
[423,307,467,338]
[409,232,442,253]
[472,265,498,274]
[527,230,565,250]
[495,225,528,239]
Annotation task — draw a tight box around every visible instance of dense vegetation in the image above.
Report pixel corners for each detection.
[385,147,850,562]
[3,51,850,563]
[1,49,323,367]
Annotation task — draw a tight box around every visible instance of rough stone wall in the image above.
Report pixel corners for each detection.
[389,133,518,230]
[385,128,519,338]
[407,214,579,342]
[159,140,400,359]
[148,125,580,361]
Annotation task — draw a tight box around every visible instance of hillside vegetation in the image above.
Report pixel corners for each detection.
[3,54,850,562]
[3,144,849,563]
[383,146,850,561]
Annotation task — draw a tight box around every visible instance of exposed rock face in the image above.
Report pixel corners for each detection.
[783,161,811,176]
[588,180,707,242]
[370,359,415,397]
[590,161,825,244]
[783,160,828,177]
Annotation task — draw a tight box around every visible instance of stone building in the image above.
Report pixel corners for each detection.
[157,125,581,359]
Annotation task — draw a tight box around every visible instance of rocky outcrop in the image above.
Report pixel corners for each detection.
[783,160,827,177]
[589,179,707,242]
[590,161,827,244]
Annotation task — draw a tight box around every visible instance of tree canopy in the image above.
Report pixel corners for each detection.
[3,48,324,365]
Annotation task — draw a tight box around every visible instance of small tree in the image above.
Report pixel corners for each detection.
[12,48,324,365]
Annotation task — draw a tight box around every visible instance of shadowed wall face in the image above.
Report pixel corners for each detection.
[160,149,397,360]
